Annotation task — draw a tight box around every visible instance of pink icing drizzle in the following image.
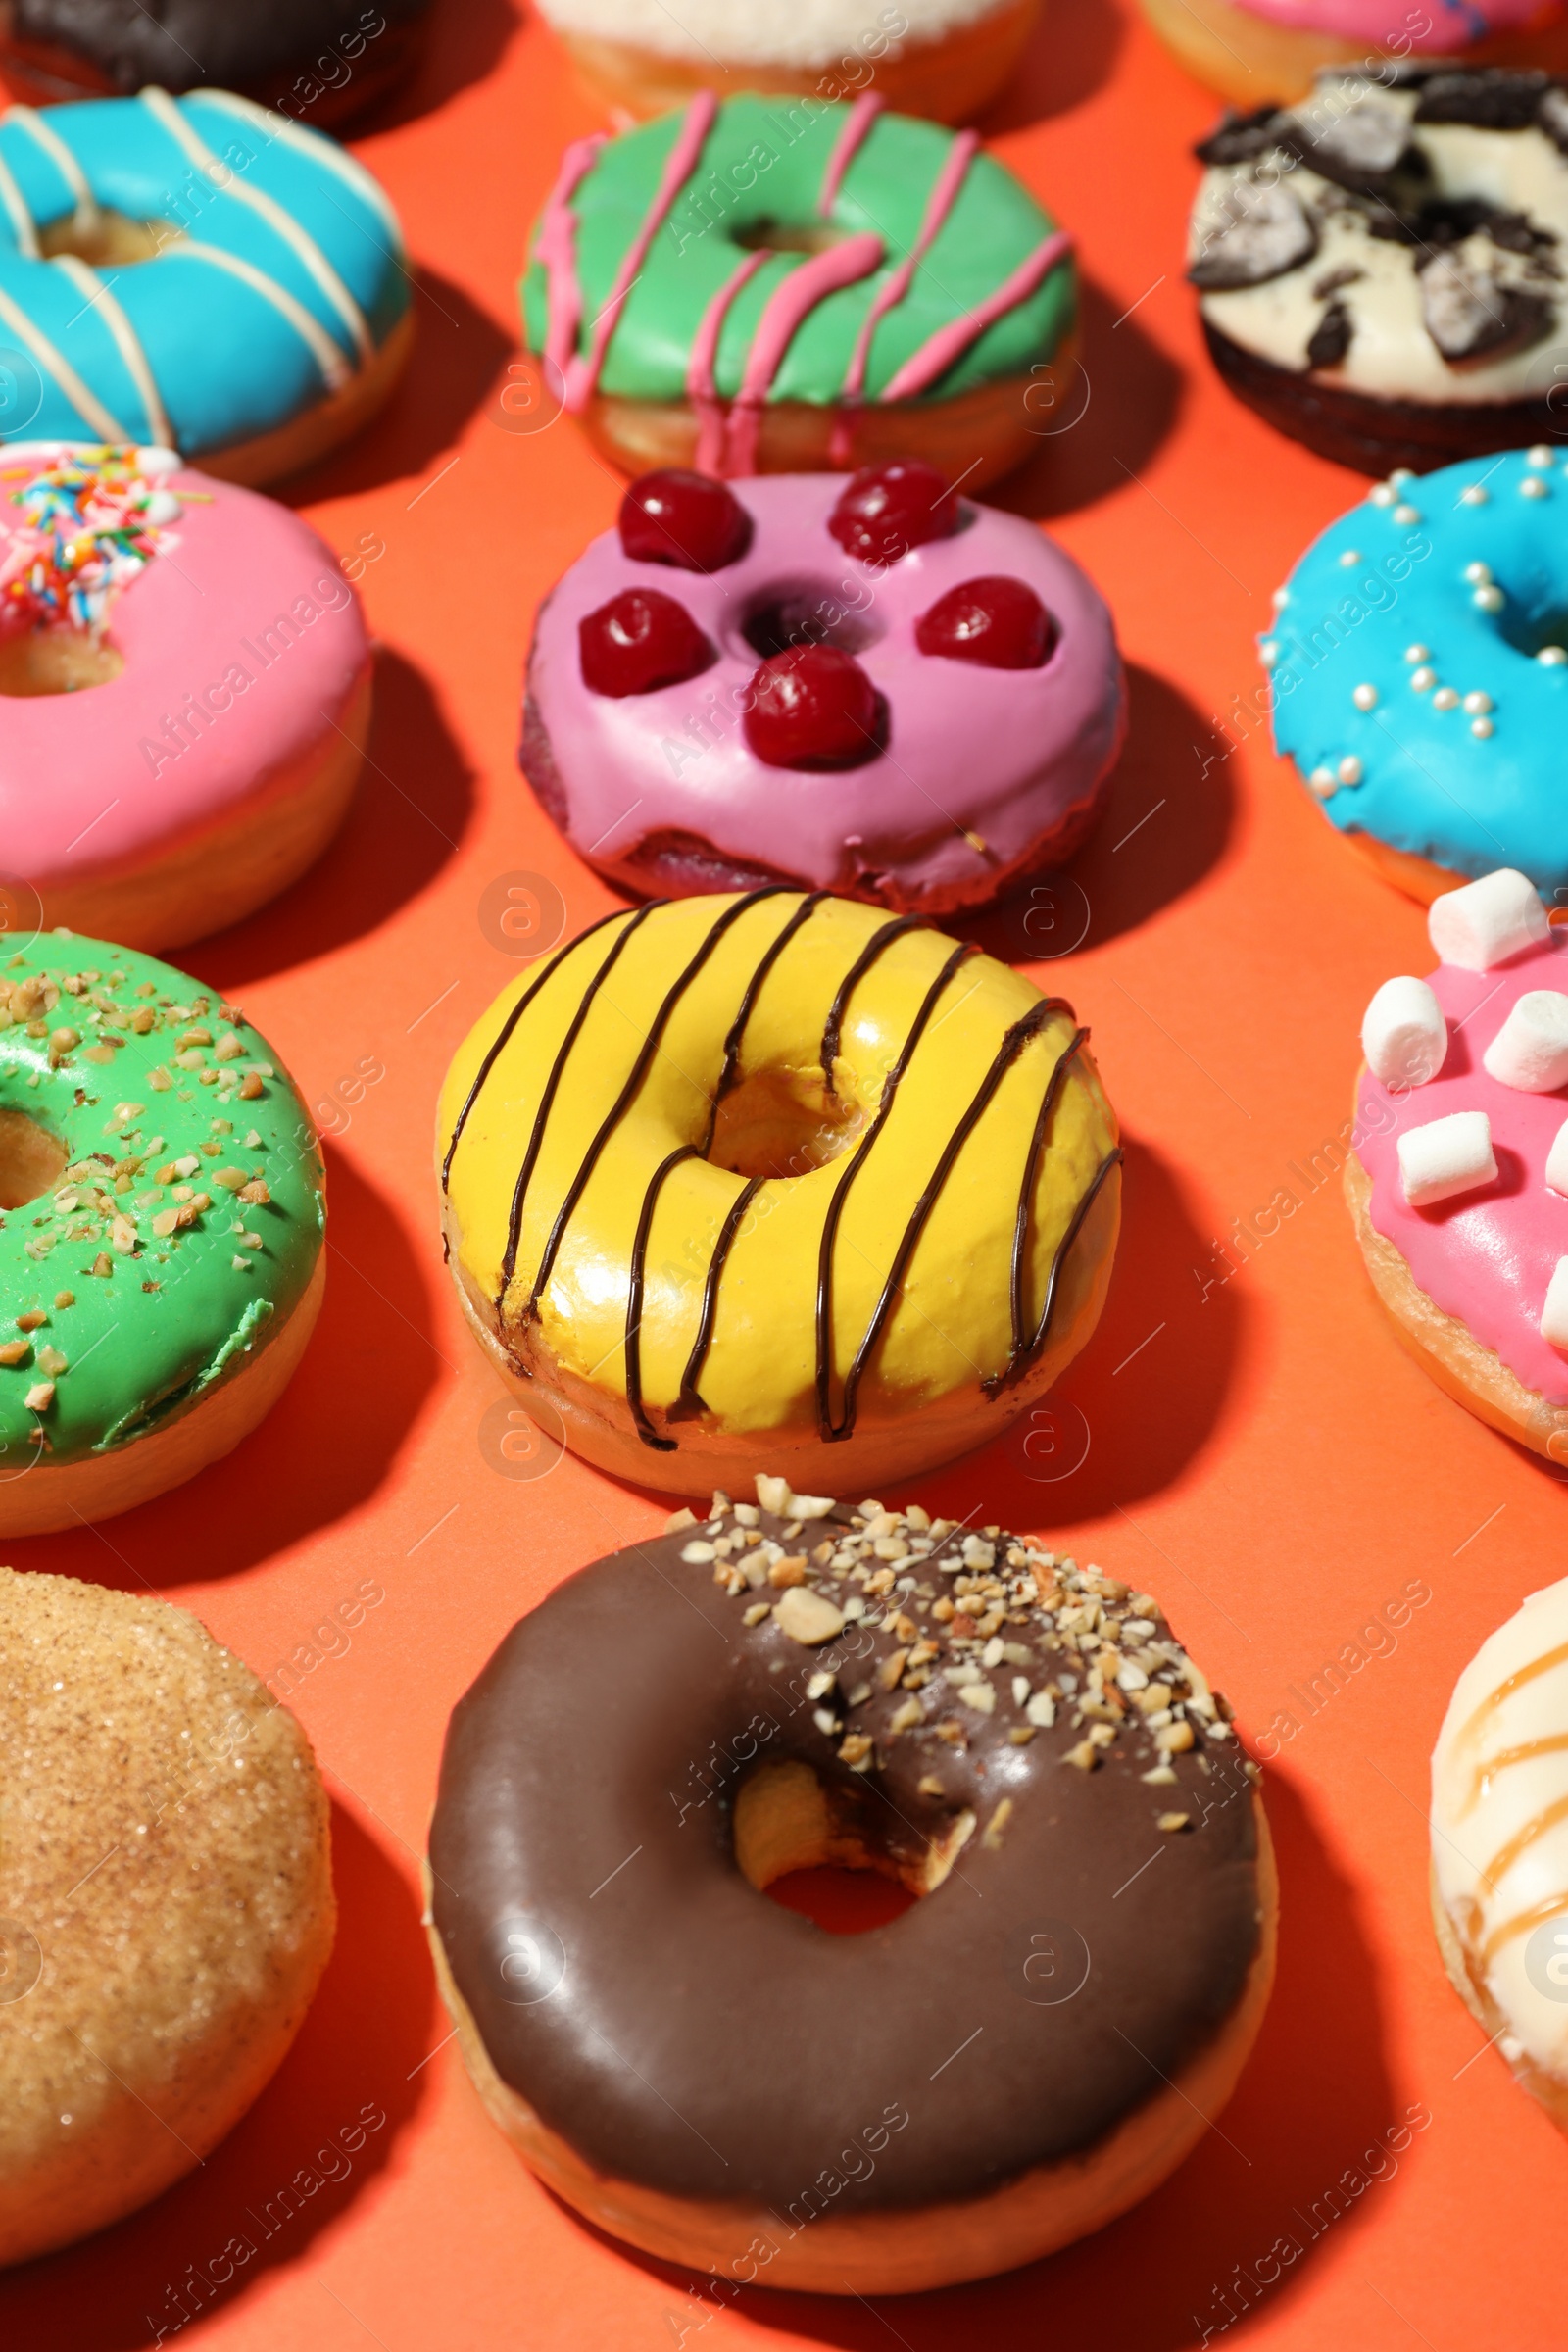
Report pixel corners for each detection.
[536,134,606,380]
[1357,928,1568,1407]
[1235,0,1554,37]
[879,227,1074,403]
[688,250,770,476]
[831,130,978,464]
[563,91,717,414]
[816,91,884,215]
[723,231,886,475]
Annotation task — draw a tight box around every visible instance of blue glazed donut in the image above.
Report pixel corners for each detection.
[0,87,410,482]
[1264,444,1568,902]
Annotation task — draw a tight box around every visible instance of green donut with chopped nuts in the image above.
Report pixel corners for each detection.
[0,931,323,1501]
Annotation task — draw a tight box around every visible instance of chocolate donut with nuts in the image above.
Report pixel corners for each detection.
[426,1482,1276,2294]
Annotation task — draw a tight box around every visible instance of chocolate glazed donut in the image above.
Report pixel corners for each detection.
[427,1488,1277,2294]
[0,0,431,127]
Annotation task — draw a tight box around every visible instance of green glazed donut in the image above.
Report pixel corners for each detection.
[0,931,323,1531]
[522,92,1079,481]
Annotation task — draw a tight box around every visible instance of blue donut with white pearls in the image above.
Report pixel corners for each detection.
[0,88,408,469]
[1264,445,1568,897]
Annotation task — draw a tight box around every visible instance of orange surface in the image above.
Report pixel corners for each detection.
[3,4,1560,2345]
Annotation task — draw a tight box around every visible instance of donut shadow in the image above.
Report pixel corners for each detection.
[555,1769,1392,2347]
[188,648,476,988]
[951,665,1236,966]
[363,0,521,134]
[0,1804,434,2347]
[0,1152,440,1591]
[978,0,1125,129]
[277,268,514,507]
[986,278,1185,523]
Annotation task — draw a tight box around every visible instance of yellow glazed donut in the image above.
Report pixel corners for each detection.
[0,1567,334,2267]
[437,890,1121,1496]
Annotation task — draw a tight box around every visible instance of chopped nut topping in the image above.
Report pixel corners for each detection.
[838,1733,874,1769]
[1063,1739,1100,1772]
[0,1341,29,1366]
[982,1798,1014,1848]
[1157,1812,1191,1834]
[767,1555,807,1588]
[664,1507,697,1533]
[24,1381,54,1411]
[771,1586,846,1646]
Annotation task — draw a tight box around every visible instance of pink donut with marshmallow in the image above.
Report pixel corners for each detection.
[521,465,1126,917]
[0,443,370,953]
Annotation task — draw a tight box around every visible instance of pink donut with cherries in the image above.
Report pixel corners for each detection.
[521,464,1126,915]
[0,442,371,953]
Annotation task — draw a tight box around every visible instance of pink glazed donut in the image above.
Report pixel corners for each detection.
[0,442,371,953]
[521,463,1125,915]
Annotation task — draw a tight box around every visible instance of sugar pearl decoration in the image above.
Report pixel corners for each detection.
[1394,505,1422,525]
[1458,486,1490,506]
[1542,1258,1568,1349]
[1370,484,1396,506]
[1471,717,1494,739]
[1391,469,1414,486]
[1528,446,1554,468]
[1540,646,1568,666]
[1272,586,1289,610]
[1521,476,1549,499]
[1397,1111,1497,1207]
[1463,692,1494,714]
[1339,548,1362,567]
[1404,644,1429,663]
[1433,686,1460,710]
[1308,765,1338,798]
[1260,639,1280,665]
[1338,755,1363,785]
[1465,563,1493,584]
[1546,1118,1568,1197]
[1474,586,1505,612]
[1411,667,1437,692]
[1352,683,1378,710]
[1483,991,1568,1092]
[1361,975,1447,1088]
[1429,868,1551,971]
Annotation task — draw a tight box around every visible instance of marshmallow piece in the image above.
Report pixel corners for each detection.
[1547,1119,1568,1197]
[1361,975,1447,1087]
[135,444,181,476]
[1429,868,1551,971]
[1397,1110,1496,1206]
[1483,992,1568,1092]
[1543,1259,1568,1350]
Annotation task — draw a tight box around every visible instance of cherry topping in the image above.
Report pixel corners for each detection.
[579,589,714,698]
[744,645,881,769]
[915,576,1055,669]
[618,469,752,572]
[827,461,960,568]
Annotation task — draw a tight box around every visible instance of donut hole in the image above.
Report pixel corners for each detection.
[739,579,883,662]
[0,1109,68,1209]
[38,209,181,267]
[735,1762,974,1925]
[0,628,122,696]
[732,220,853,259]
[708,1066,863,1181]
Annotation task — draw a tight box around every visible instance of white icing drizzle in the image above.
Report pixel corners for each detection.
[198,89,406,243]
[162,239,353,390]
[0,144,38,259]
[138,84,371,364]
[0,277,127,438]
[48,253,172,448]
[8,104,101,235]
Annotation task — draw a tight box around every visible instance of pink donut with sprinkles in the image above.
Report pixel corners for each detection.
[0,443,371,953]
[1350,867,1568,1465]
[521,464,1126,914]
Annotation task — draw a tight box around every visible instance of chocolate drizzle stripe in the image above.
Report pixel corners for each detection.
[624,1144,705,1450]
[525,889,794,1317]
[820,913,929,1100]
[441,906,630,1195]
[715,891,831,1107]
[815,940,978,1441]
[1006,1025,1087,1370]
[831,998,1071,1441]
[675,1174,766,1415]
[496,903,662,1304]
[985,1143,1123,1398]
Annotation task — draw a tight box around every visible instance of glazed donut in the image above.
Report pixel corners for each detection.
[524,91,1078,485]
[1146,0,1568,108]
[1346,866,1568,1463]
[1265,447,1568,903]
[534,0,1043,126]
[0,88,411,485]
[426,1486,1275,2294]
[0,0,431,128]
[1432,1574,1568,2132]
[436,892,1121,1498]
[0,1564,334,2266]
[1189,67,1568,474]
[0,443,370,950]
[0,928,324,1534]
[521,466,1125,914]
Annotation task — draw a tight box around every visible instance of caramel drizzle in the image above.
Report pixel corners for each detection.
[1480,1793,1568,1895]
[1460,1732,1568,1820]
[1481,1889,1568,1969]
[1445,1640,1568,1966]
[1452,1642,1568,1758]
[446,888,1111,1452]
